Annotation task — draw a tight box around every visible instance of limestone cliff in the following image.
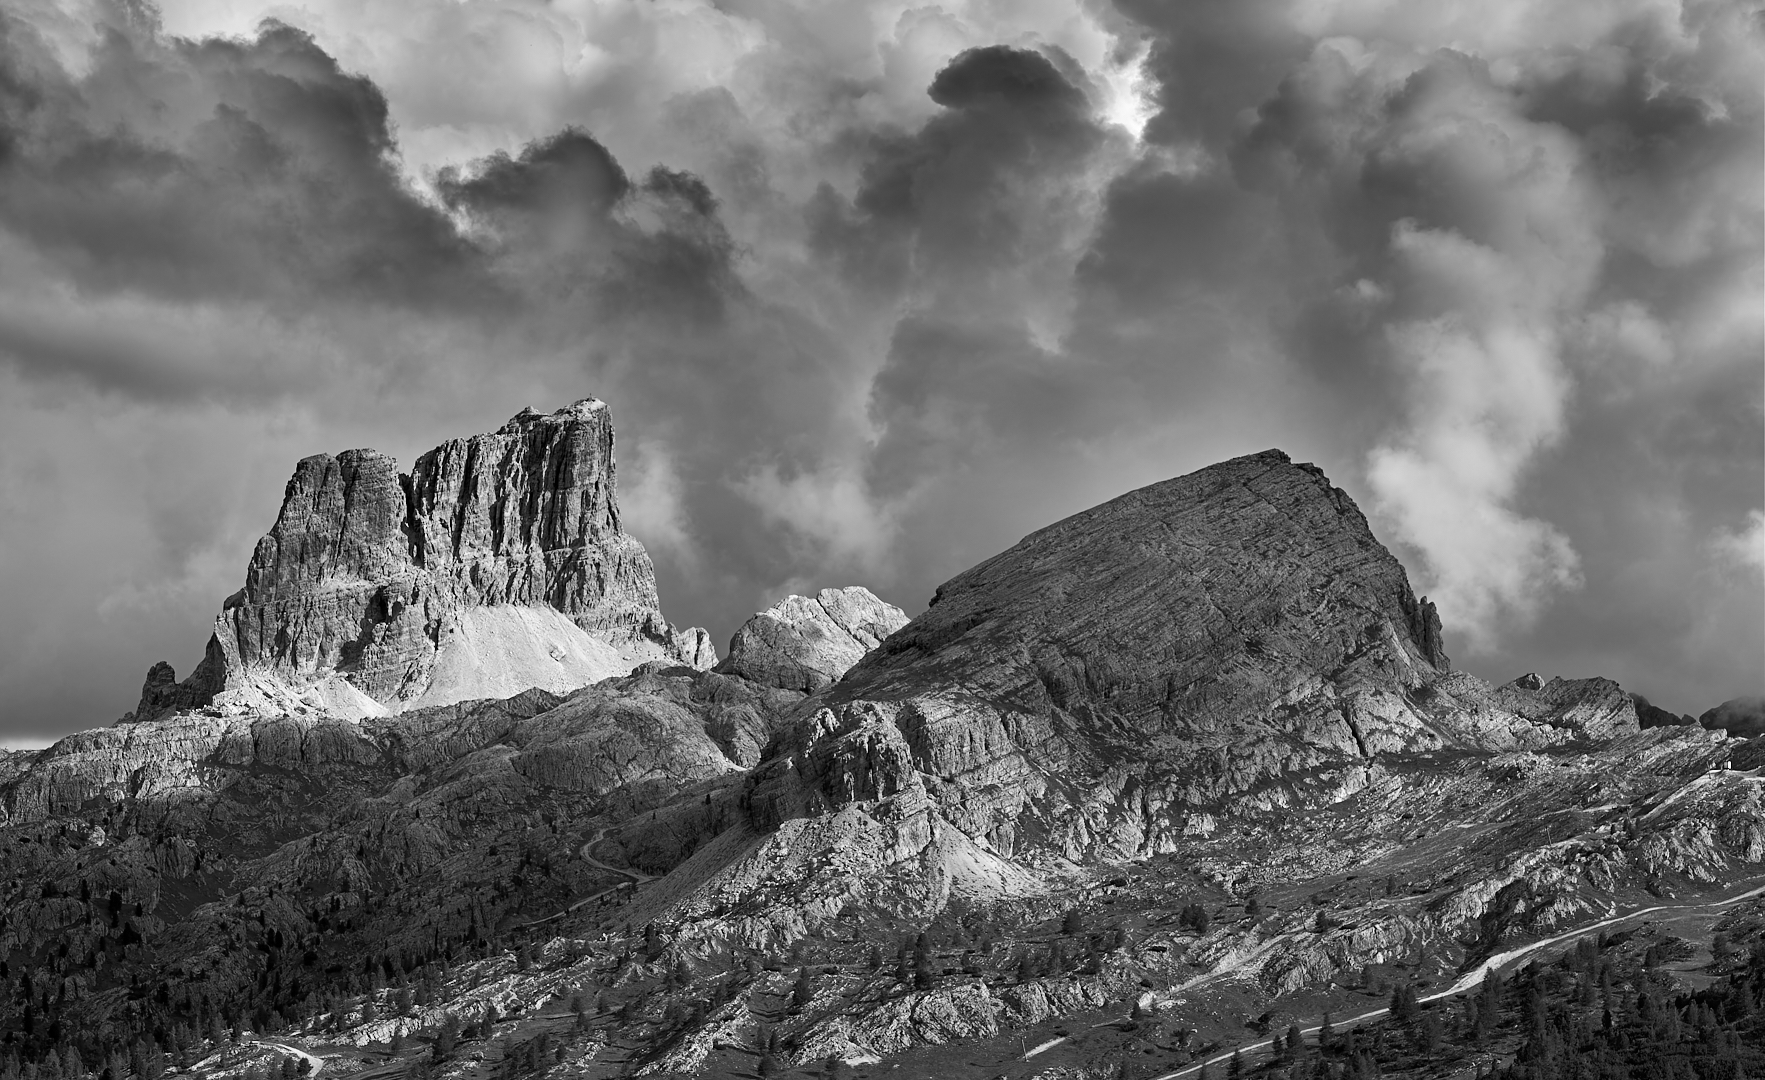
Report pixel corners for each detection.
[127,399,712,720]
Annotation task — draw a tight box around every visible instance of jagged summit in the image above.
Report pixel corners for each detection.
[126,399,714,722]
[498,397,607,431]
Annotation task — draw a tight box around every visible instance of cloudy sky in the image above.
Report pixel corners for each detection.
[0,0,1759,744]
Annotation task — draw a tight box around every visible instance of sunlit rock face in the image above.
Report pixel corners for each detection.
[126,399,714,720]
[716,586,910,694]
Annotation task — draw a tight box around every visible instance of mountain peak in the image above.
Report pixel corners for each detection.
[871,448,1447,699]
[743,451,1629,865]
[127,398,712,723]
[497,397,608,434]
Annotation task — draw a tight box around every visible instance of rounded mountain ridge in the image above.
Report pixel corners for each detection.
[743,447,1632,864]
[831,446,1448,715]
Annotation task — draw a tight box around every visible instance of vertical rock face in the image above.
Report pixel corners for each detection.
[407,403,633,620]
[223,448,428,700]
[128,399,711,721]
[716,587,910,693]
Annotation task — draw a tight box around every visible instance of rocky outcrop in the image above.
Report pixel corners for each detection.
[1632,692,1697,728]
[127,400,712,720]
[715,587,909,693]
[1487,675,1639,741]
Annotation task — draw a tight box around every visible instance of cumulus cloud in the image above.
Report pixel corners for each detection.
[617,438,699,574]
[1237,41,1603,647]
[1219,7,1759,663]
[1713,511,1765,573]
[0,16,481,310]
[0,0,1757,736]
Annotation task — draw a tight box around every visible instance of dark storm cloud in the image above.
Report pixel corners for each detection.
[866,318,1088,496]
[0,14,485,313]
[924,44,1088,110]
[0,0,1755,743]
[810,46,1101,292]
[1124,0,1309,148]
[436,129,740,331]
[846,46,1102,259]
[803,46,1119,497]
[0,8,770,410]
[439,127,633,217]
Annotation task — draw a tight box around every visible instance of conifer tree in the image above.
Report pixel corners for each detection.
[913,939,937,991]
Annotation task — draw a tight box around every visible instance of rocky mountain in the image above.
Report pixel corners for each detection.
[0,411,1759,1080]
[715,588,909,694]
[126,400,714,723]
[717,452,1638,924]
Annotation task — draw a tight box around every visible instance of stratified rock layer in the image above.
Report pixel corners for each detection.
[716,587,910,693]
[129,400,712,719]
[840,449,1449,716]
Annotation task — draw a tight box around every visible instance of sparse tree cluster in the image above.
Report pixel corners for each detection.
[1179,903,1212,934]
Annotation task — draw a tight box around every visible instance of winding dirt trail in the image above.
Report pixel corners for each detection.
[579,826,654,884]
[514,826,656,930]
[1146,880,1765,1080]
